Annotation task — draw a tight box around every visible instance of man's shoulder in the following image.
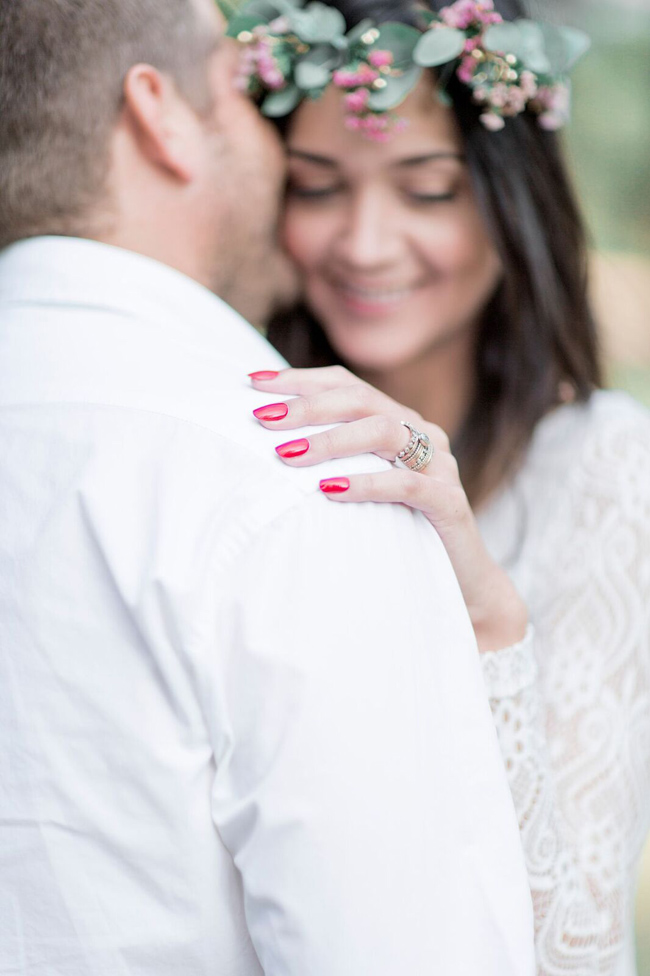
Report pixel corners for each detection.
[24,396,394,570]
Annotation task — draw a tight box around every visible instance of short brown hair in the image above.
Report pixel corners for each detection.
[0,0,218,248]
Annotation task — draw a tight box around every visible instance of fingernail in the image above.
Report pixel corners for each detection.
[276,438,310,459]
[253,402,288,421]
[319,478,350,494]
[249,371,279,381]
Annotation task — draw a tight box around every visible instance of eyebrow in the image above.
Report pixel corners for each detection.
[287,149,465,167]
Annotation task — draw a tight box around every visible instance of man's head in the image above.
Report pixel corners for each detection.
[0,0,287,311]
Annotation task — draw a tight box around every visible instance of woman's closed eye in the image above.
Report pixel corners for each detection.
[405,190,457,205]
[286,183,457,205]
[287,181,342,200]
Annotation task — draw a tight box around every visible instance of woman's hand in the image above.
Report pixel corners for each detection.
[249,366,528,653]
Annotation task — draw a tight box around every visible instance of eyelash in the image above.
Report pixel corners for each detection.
[287,186,457,205]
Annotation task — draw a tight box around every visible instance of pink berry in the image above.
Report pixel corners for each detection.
[368,50,394,68]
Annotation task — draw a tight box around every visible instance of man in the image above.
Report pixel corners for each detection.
[0,1,535,973]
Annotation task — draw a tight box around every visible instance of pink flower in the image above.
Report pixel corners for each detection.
[361,114,389,131]
[334,65,378,88]
[488,82,508,108]
[334,64,379,89]
[477,9,502,26]
[333,69,355,88]
[264,68,285,89]
[538,111,564,131]
[480,111,505,131]
[344,89,370,113]
[440,1,480,30]
[504,85,527,114]
[257,53,275,72]
[475,0,501,24]
[357,64,379,84]
[538,84,570,115]
[268,16,290,33]
[519,70,538,99]
[457,55,476,84]
[368,50,394,68]
[344,115,364,131]
[535,84,570,128]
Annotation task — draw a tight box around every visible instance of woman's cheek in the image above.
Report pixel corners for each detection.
[420,207,501,293]
[282,206,330,275]
[412,207,475,275]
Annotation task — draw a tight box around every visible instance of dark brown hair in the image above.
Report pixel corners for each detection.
[0,0,217,249]
[267,0,603,507]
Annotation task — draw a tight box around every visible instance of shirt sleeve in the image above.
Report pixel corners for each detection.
[206,493,535,976]
[480,410,650,975]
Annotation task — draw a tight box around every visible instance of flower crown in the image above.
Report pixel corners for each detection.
[226,0,590,139]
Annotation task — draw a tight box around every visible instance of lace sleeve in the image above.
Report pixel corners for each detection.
[480,406,650,975]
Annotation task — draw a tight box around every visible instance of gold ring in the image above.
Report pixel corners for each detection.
[395,422,435,473]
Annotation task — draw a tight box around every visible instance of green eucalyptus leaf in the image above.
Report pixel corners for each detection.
[295,59,332,89]
[271,0,303,13]
[514,20,551,74]
[261,84,302,116]
[290,2,347,43]
[533,23,589,77]
[553,25,591,73]
[226,13,264,37]
[413,27,466,68]
[367,64,422,111]
[373,23,421,66]
[233,0,286,22]
[482,22,522,56]
[418,10,439,27]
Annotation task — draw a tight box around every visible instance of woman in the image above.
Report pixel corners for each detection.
[235,0,650,971]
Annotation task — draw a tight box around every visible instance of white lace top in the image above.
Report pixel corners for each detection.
[476,390,650,976]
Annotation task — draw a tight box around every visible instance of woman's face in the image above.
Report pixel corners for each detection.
[283,77,503,373]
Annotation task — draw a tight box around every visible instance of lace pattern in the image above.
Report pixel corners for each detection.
[478,393,650,976]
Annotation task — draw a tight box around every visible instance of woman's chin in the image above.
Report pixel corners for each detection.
[325,331,430,376]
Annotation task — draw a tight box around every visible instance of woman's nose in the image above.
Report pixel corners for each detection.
[334,190,402,270]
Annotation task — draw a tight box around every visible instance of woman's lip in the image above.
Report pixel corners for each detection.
[330,281,420,316]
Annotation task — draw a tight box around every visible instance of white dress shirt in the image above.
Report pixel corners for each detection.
[0,237,534,976]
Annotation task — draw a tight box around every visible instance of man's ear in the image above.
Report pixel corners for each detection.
[122,64,199,183]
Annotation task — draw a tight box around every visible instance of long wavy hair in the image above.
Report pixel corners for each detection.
[266,0,603,507]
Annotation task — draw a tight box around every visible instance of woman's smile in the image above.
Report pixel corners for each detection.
[326,275,425,317]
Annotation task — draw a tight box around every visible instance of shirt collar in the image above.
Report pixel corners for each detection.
[0,235,284,367]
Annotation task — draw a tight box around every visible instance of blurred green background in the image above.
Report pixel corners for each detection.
[538,0,650,969]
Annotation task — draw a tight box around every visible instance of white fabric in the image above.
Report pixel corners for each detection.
[477,391,650,976]
[0,237,535,976]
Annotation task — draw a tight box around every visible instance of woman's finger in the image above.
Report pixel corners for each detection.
[252,384,417,430]
[274,415,413,464]
[248,364,359,396]
[274,415,455,468]
[318,469,469,524]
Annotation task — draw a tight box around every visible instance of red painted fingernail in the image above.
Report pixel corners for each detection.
[319,478,350,494]
[253,402,289,421]
[249,371,279,381]
[276,438,310,459]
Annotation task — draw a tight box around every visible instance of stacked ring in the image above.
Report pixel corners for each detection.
[395,421,435,473]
